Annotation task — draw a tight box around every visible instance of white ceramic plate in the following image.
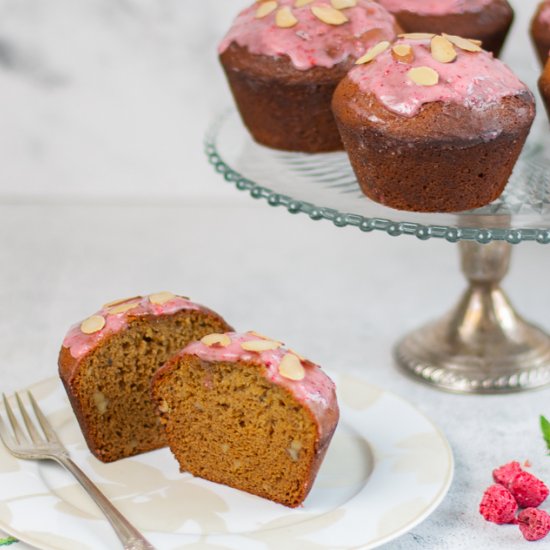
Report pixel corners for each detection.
[0,375,453,550]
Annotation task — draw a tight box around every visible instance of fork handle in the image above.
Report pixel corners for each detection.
[53,455,156,550]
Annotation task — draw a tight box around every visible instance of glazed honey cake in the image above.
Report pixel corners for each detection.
[219,0,399,152]
[151,331,339,508]
[59,292,232,462]
[332,34,535,212]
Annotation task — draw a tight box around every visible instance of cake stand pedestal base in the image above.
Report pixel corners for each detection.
[394,241,550,394]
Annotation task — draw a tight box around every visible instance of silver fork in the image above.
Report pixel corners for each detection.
[0,391,156,550]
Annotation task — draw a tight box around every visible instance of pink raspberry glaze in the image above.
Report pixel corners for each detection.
[377,0,492,16]
[63,295,205,360]
[348,36,529,117]
[218,0,397,70]
[181,332,338,441]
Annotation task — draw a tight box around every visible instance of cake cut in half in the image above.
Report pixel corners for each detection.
[58,292,232,463]
[151,331,339,508]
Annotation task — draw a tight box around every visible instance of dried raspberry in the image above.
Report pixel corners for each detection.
[493,461,523,487]
[479,484,518,524]
[509,471,549,508]
[518,508,550,541]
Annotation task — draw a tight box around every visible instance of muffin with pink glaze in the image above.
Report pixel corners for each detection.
[219,0,399,152]
[58,292,232,463]
[151,331,339,508]
[531,1,550,65]
[332,35,535,212]
[376,0,513,56]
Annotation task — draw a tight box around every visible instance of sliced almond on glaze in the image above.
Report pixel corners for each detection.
[241,340,282,352]
[256,1,277,18]
[431,35,457,63]
[331,0,356,8]
[108,301,141,315]
[355,40,390,64]
[246,330,283,343]
[398,32,435,40]
[81,315,106,334]
[311,5,348,25]
[276,6,298,27]
[295,0,313,6]
[103,296,142,308]
[407,66,439,86]
[149,291,176,305]
[442,33,482,52]
[279,353,306,380]
[201,333,231,347]
[288,349,306,361]
[468,38,483,46]
[391,43,414,63]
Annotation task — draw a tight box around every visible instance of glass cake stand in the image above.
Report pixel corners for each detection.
[205,109,550,394]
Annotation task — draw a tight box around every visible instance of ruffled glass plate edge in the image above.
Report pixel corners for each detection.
[205,110,550,245]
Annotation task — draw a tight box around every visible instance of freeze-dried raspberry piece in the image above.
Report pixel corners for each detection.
[493,461,523,487]
[518,508,550,541]
[509,471,549,508]
[479,484,518,524]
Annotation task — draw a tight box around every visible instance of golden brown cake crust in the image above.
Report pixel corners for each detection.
[220,43,351,152]
[392,0,513,56]
[332,78,535,212]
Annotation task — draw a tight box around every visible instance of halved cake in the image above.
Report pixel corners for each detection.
[58,292,232,462]
[151,331,339,508]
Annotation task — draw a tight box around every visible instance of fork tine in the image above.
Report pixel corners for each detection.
[0,412,17,450]
[2,394,29,445]
[27,391,61,444]
[15,393,43,444]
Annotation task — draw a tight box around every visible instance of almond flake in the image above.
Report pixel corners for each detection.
[246,330,283,343]
[331,0,356,8]
[103,296,142,308]
[295,0,313,6]
[311,5,348,25]
[279,353,305,380]
[407,66,439,86]
[256,1,277,18]
[468,38,483,46]
[276,6,298,28]
[442,33,482,52]
[149,291,176,305]
[288,349,306,361]
[391,43,414,63]
[431,35,457,63]
[398,32,435,40]
[108,301,140,315]
[355,40,390,65]
[81,315,106,334]
[201,333,231,347]
[241,340,282,352]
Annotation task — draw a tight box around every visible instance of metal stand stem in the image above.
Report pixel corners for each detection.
[395,241,550,393]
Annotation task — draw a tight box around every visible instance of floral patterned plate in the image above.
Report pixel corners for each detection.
[0,375,453,549]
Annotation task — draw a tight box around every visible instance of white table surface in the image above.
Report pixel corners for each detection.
[1,0,549,548]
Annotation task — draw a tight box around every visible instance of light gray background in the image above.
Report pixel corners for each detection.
[0,0,549,548]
